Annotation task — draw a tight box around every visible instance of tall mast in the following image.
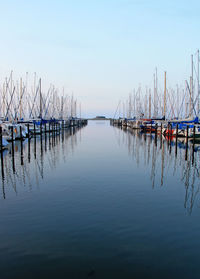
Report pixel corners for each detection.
[79,102,81,119]
[145,88,147,118]
[33,72,36,119]
[154,73,155,117]
[190,76,192,117]
[126,100,128,118]
[71,93,73,117]
[74,99,77,118]
[10,70,13,98]
[197,50,199,117]
[185,80,188,117]
[176,84,179,118]
[33,73,36,116]
[164,71,167,119]
[20,77,22,119]
[149,89,151,119]
[2,82,5,118]
[61,95,64,120]
[39,78,42,118]
[156,67,158,117]
[129,93,132,118]
[25,72,28,119]
[191,54,193,106]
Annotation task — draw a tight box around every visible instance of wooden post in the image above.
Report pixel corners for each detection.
[0,127,2,152]
[34,127,36,159]
[27,124,30,139]
[193,125,195,142]
[186,125,189,142]
[175,124,178,156]
[28,136,30,163]
[20,126,22,140]
[155,124,157,146]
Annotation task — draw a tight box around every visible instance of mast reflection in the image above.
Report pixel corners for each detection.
[0,126,84,199]
[114,125,200,214]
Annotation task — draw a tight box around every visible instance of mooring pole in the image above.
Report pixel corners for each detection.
[175,124,178,156]
[27,124,30,139]
[27,123,30,162]
[0,127,2,152]
[20,126,22,140]
[11,126,14,142]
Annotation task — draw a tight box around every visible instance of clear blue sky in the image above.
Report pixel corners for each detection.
[0,0,199,117]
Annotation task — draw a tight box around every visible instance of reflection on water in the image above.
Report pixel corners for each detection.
[114,126,200,215]
[0,127,83,200]
[1,121,200,279]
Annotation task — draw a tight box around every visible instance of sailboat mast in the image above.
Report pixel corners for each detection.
[164,71,166,119]
[20,77,22,119]
[197,49,199,117]
[79,102,81,119]
[149,89,151,119]
[39,78,42,118]
[154,73,155,117]
[191,55,193,113]
[156,67,158,117]
[190,76,192,117]
[3,82,5,118]
[185,80,188,117]
[176,85,179,118]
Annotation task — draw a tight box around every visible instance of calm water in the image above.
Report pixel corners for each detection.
[0,121,200,279]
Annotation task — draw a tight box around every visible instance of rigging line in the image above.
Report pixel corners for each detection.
[186,80,197,116]
[113,100,121,119]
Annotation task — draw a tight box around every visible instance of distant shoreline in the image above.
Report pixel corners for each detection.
[88,118,110,120]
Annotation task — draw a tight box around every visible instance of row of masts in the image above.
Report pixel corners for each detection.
[0,72,82,121]
[115,50,200,120]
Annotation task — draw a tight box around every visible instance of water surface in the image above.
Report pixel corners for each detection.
[0,121,200,279]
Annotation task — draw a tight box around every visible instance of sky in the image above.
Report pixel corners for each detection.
[0,0,200,117]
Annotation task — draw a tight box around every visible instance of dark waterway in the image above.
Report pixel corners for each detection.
[0,121,200,279]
